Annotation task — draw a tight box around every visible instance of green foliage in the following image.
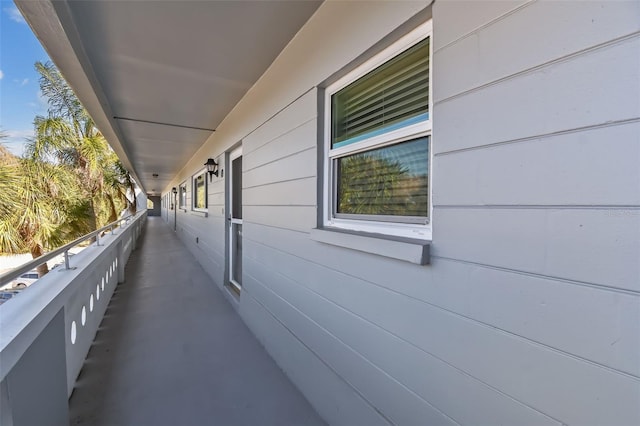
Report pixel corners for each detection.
[0,149,90,261]
[338,153,428,217]
[28,61,136,226]
[0,62,137,274]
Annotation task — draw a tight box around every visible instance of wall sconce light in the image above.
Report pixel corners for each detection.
[171,187,177,209]
[204,158,219,181]
[171,187,178,230]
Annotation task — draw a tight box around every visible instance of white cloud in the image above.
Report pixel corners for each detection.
[0,70,3,80]
[14,78,29,86]
[4,129,34,140]
[4,5,26,24]
[1,129,35,156]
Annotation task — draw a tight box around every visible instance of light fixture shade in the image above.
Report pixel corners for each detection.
[172,187,177,194]
[205,158,219,180]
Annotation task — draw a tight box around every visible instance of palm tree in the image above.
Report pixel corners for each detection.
[0,144,91,276]
[28,61,136,230]
[0,63,137,277]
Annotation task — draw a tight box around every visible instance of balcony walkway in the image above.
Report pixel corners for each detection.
[69,217,325,426]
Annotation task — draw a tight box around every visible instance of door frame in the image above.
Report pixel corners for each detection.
[226,145,243,294]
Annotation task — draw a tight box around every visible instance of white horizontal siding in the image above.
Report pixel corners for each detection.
[433,208,640,291]
[244,206,316,233]
[244,272,461,426]
[244,119,316,172]
[239,292,391,426]
[245,222,640,377]
[244,148,315,189]
[435,35,640,154]
[207,178,224,195]
[434,121,640,206]
[243,234,640,426]
[245,249,561,426]
[434,0,640,101]
[244,177,316,207]
[433,0,529,49]
[243,90,317,159]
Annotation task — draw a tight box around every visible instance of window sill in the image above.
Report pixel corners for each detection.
[190,210,208,218]
[310,227,430,265]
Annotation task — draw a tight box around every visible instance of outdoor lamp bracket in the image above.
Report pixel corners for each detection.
[205,158,219,181]
[171,187,177,210]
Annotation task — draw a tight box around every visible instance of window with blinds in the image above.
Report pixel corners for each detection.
[326,29,431,230]
[179,183,187,208]
[193,172,207,210]
[331,37,429,149]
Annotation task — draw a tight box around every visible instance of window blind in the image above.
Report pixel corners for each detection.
[332,38,429,148]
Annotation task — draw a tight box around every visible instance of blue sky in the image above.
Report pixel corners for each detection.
[0,0,51,156]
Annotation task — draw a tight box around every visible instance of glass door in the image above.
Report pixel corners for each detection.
[228,146,242,293]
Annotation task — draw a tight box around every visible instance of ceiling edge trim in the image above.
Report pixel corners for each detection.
[15,0,145,191]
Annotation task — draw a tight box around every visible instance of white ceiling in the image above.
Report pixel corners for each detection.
[18,0,322,195]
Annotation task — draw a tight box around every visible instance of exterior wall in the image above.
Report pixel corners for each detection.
[163,1,640,425]
[146,195,161,216]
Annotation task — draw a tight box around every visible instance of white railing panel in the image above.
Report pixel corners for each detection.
[0,211,146,425]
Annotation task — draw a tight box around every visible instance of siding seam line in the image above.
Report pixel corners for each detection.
[244,204,316,207]
[245,258,566,425]
[431,255,640,297]
[434,117,640,156]
[244,117,316,164]
[244,221,638,297]
[244,175,316,190]
[175,223,225,260]
[434,31,640,105]
[244,233,640,377]
[243,220,312,235]
[244,176,315,193]
[433,0,537,53]
[241,286,397,426]
[244,146,316,173]
[244,220,310,235]
[242,87,317,155]
[434,205,640,210]
[243,276,462,426]
[176,220,223,253]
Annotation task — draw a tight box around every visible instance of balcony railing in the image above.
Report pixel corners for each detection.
[0,211,147,425]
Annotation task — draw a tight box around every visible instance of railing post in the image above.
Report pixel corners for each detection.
[64,251,70,270]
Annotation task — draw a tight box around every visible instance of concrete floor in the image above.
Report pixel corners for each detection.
[69,217,326,426]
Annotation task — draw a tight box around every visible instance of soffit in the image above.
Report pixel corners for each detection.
[19,0,322,195]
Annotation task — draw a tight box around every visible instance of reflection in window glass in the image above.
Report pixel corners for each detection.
[232,223,242,285]
[336,137,428,219]
[179,184,187,208]
[232,156,242,219]
[193,174,206,209]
